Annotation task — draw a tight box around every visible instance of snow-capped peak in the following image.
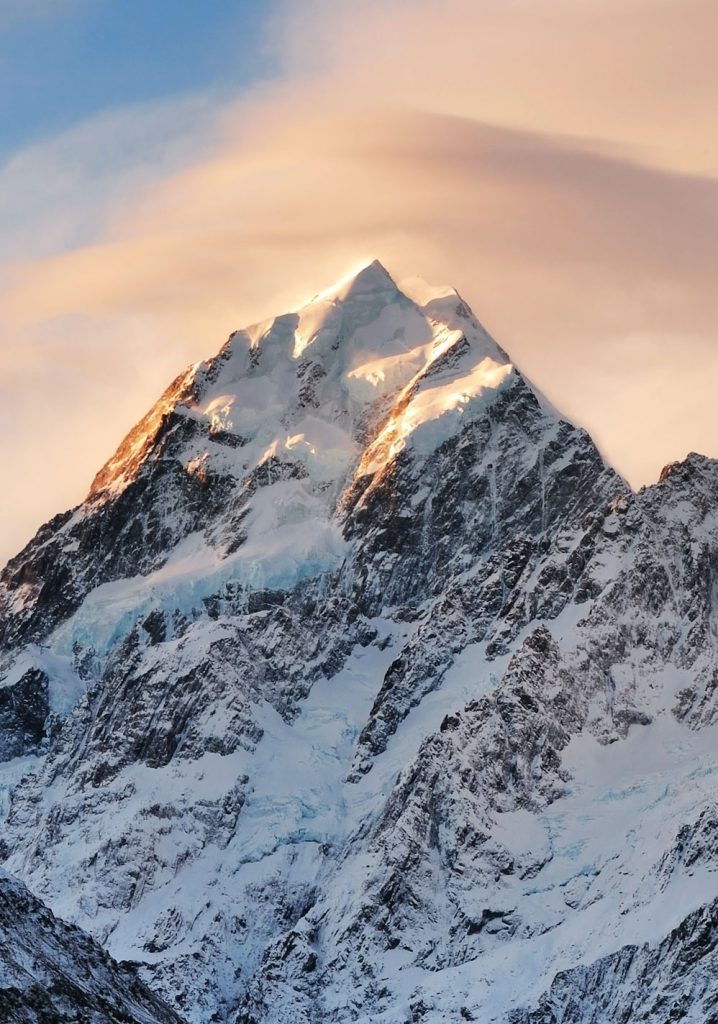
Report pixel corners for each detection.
[289,259,414,361]
[9,264,530,666]
[299,257,398,308]
[203,263,515,483]
[88,263,518,507]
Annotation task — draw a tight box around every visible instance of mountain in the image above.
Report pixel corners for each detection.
[1,260,717,1022]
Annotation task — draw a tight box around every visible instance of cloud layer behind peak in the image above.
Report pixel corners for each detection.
[1,0,716,564]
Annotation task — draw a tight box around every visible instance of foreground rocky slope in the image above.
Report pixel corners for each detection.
[0,261,717,1022]
[0,870,184,1024]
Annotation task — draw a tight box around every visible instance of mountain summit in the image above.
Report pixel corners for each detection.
[1,264,718,1023]
[0,261,520,660]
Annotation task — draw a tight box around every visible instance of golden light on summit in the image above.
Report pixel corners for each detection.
[1,0,717,564]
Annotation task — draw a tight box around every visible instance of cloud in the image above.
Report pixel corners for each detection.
[1,0,716,564]
[0,93,227,265]
[274,0,718,176]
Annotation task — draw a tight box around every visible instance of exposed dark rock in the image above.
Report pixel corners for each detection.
[0,870,185,1024]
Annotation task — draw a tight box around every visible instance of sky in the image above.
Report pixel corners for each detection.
[0,1,272,154]
[1,0,717,566]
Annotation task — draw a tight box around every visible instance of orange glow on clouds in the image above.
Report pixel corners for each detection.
[1,0,717,563]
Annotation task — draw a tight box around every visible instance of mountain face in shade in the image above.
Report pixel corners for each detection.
[1,261,718,1023]
[0,870,184,1024]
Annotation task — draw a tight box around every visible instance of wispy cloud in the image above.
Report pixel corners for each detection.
[1,0,716,564]
[0,92,227,265]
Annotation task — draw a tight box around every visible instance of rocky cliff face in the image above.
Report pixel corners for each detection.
[1,261,717,1022]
